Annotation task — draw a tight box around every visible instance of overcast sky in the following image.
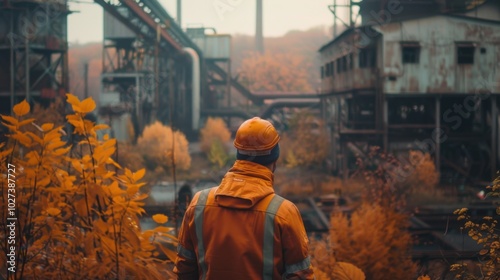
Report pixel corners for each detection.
[68,0,345,44]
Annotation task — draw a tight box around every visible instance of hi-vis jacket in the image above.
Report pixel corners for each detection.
[174,160,315,280]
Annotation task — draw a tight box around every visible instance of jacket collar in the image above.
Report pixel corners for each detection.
[214,160,275,209]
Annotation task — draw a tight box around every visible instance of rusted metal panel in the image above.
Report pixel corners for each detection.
[103,10,135,39]
[203,35,231,60]
[377,15,500,94]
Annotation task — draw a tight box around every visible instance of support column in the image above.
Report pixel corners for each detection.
[342,142,348,182]
[491,95,497,180]
[25,34,30,102]
[435,96,441,176]
[383,97,388,152]
[10,11,15,113]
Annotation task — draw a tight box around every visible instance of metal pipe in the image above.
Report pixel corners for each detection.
[84,62,89,98]
[176,0,181,27]
[10,11,14,113]
[183,47,200,130]
[491,96,497,179]
[256,0,263,53]
[25,27,30,102]
[435,96,441,176]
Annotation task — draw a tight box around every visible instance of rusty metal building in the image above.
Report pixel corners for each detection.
[319,0,500,184]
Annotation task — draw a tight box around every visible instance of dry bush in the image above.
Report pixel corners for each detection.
[404,150,439,194]
[280,111,329,169]
[137,121,191,173]
[207,139,231,169]
[310,238,366,280]
[199,117,231,154]
[0,96,176,279]
[355,146,410,210]
[330,203,416,280]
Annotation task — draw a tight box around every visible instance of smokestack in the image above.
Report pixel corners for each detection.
[256,0,264,53]
[177,0,181,27]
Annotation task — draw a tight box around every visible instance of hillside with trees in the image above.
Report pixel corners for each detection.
[67,26,331,100]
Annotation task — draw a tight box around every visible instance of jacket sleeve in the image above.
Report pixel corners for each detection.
[281,202,315,280]
[173,204,199,280]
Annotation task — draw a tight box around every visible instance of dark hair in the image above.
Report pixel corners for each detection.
[236,144,280,166]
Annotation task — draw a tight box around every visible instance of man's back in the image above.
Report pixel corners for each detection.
[174,160,314,280]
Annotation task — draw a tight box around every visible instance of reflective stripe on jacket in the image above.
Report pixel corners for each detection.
[174,160,314,280]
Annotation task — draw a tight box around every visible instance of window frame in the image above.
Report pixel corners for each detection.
[401,42,420,64]
[456,42,475,65]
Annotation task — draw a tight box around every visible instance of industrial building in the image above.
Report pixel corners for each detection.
[319,0,500,184]
[0,0,69,113]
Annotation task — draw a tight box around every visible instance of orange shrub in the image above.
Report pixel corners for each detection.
[199,117,231,154]
[330,203,416,280]
[137,121,191,173]
[280,111,329,169]
[405,150,439,193]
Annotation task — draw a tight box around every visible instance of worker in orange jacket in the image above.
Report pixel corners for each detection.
[174,117,315,280]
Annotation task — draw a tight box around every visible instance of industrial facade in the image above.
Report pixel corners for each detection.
[319,0,500,184]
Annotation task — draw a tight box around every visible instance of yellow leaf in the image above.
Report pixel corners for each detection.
[80,98,96,113]
[127,185,139,196]
[1,115,18,125]
[94,124,110,131]
[158,242,177,262]
[18,118,35,127]
[11,132,32,146]
[37,176,51,188]
[153,226,175,233]
[41,123,54,131]
[13,99,30,116]
[133,168,146,181]
[46,207,61,216]
[66,93,81,107]
[106,157,122,169]
[73,199,88,218]
[152,214,168,224]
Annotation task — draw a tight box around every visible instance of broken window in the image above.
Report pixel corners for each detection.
[359,48,376,68]
[342,56,348,72]
[457,43,475,64]
[401,42,420,64]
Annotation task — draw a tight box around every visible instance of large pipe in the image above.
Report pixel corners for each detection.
[183,47,200,130]
[177,0,181,27]
[256,0,263,53]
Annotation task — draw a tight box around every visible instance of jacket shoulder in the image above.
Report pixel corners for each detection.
[274,196,301,220]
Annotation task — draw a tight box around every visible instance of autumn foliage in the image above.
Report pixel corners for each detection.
[0,96,176,279]
[280,112,329,169]
[137,121,191,173]
[403,150,439,193]
[199,117,232,168]
[450,176,500,280]
[329,203,416,279]
[238,51,313,92]
[199,117,231,153]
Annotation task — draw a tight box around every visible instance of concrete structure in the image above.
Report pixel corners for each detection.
[319,0,500,184]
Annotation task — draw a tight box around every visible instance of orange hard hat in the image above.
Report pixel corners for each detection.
[234,117,280,156]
